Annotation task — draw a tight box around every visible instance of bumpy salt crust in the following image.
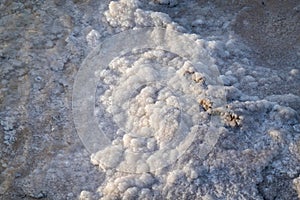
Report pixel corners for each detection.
[104,0,181,31]
[72,27,225,173]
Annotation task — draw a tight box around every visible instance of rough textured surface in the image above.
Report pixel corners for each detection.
[0,0,299,199]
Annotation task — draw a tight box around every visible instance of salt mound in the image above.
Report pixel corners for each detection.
[73,27,226,173]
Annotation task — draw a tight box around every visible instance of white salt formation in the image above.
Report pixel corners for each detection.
[90,48,225,173]
[73,27,227,172]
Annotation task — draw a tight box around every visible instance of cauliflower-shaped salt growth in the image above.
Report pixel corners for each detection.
[294,176,300,198]
[79,191,93,200]
[91,145,123,170]
[104,0,139,28]
[104,0,180,31]
[74,27,225,198]
[86,29,100,47]
[100,173,155,199]
[91,48,218,173]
